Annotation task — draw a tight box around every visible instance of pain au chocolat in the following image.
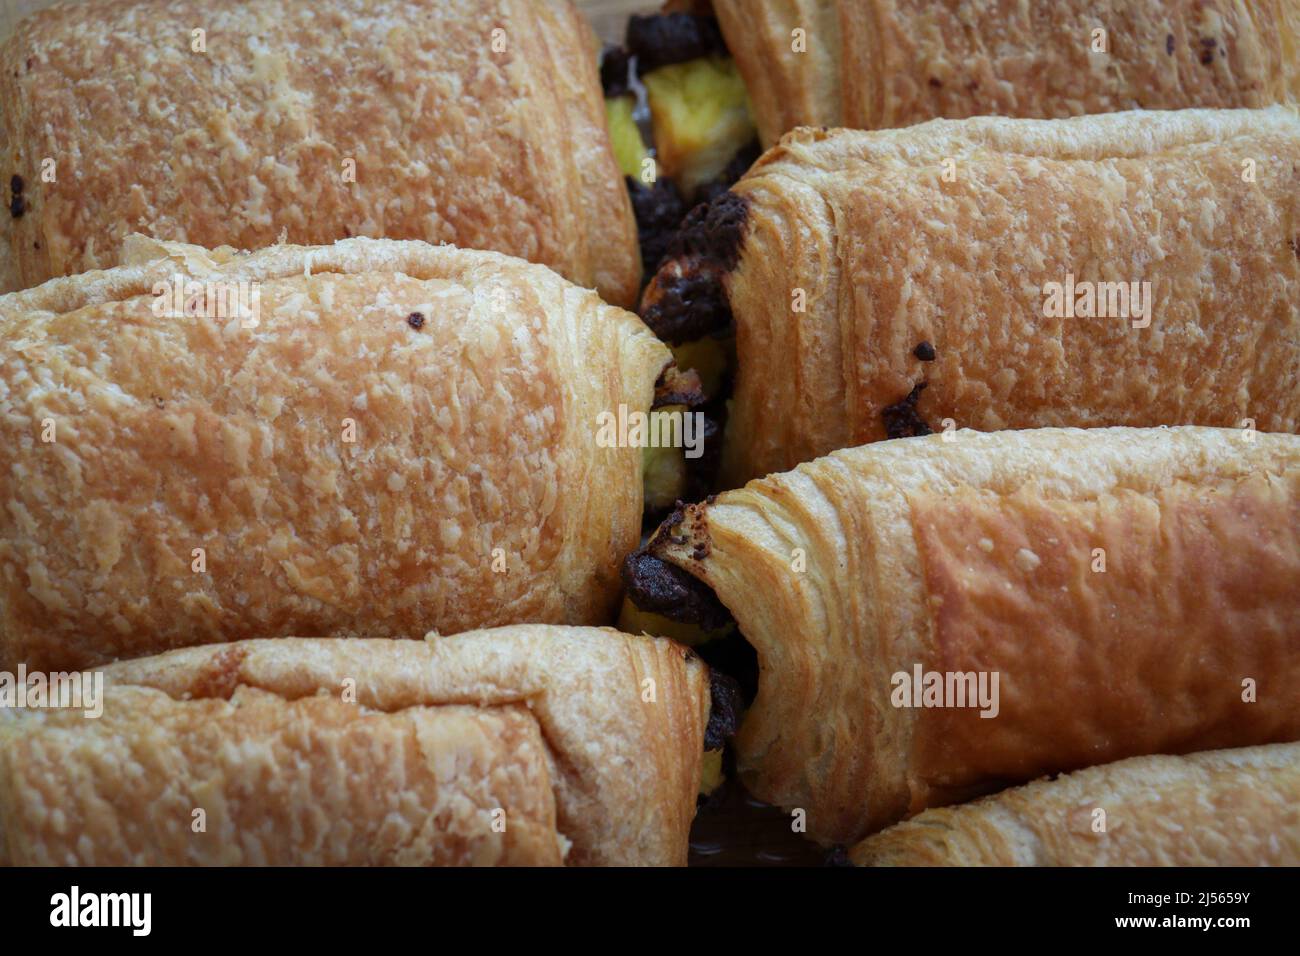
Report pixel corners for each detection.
[711,0,1300,147]
[0,237,668,671]
[626,426,1300,846]
[0,627,715,866]
[0,0,641,305]
[643,107,1300,485]
[853,742,1300,866]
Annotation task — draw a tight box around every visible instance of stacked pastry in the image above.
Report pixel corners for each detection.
[0,0,726,867]
[619,4,1300,864]
[0,0,1298,869]
[0,231,732,863]
[627,427,1300,864]
[601,0,1300,505]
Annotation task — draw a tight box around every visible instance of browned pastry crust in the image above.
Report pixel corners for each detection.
[712,0,1300,147]
[852,743,1300,866]
[0,0,640,306]
[0,627,711,866]
[0,237,670,671]
[646,107,1300,485]
[648,426,1300,845]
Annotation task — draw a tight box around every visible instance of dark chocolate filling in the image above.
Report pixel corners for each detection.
[628,511,760,706]
[653,364,706,409]
[666,190,751,269]
[704,670,741,750]
[882,382,934,439]
[641,267,733,343]
[626,13,727,74]
[640,190,751,343]
[621,548,732,632]
[599,44,633,98]
[628,176,688,276]
[1199,36,1218,66]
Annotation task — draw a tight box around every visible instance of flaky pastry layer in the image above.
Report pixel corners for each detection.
[711,107,1300,484]
[0,627,710,866]
[0,237,670,671]
[853,743,1300,866]
[713,0,1300,146]
[0,0,640,304]
[652,426,1300,844]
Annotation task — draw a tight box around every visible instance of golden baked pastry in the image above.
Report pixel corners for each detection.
[712,0,1300,147]
[627,426,1300,845]
[853,743,1300,866]
[642,107,1300,485]
[0,0,640,305]
[0,237,669,671]
[0,627,713,866]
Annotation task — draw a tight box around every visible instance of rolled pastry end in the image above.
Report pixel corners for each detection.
[624,499,831,824]
[704,668,742,752]
[850,743,1300,867]
[623,532,743,802]
[625,500,768,695]
[621,541,733,634]
[621,499,767,701]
